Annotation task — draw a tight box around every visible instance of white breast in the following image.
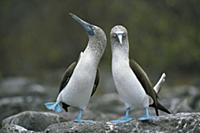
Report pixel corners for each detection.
[57,52,97,109]
[112,59,149,109]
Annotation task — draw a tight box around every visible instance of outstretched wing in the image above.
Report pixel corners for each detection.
[129,59,170,115]
[129,60,157,99]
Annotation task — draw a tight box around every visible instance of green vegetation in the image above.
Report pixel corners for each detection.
[0,0,199,83]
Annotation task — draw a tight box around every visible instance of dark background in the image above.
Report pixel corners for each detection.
[0,0,200,88]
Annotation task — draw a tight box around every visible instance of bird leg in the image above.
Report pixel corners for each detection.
[153,73,166,94]
[111,107,133,124]
[138,107,156,121]
[74,109,95,124]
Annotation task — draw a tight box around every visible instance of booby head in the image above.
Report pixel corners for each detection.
[70,13,106,39]
[111,25,128,45]
[111,25,129,57]
[70,13,107,57]
[70,13,95,36]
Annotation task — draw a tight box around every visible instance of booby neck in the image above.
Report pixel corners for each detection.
[83,34,106,66]
[69,13,106,66]
[112,39,130,62]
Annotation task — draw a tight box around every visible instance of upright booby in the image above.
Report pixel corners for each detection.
[110,25,170,123]
[45,13,107,123]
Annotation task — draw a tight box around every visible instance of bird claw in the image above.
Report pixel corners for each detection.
[111,116,133,124]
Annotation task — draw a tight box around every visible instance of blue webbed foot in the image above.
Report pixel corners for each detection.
[111,107,133,124]
[138,115,156,121]
[139,107,157,121]
[44,102,63,113]
[74,109,95,124]
[111,116,133,124]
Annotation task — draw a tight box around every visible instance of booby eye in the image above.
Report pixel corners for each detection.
[122,33,126,38]
[87,25,95,35]
[92,26,95,30]
[112,33,117,38]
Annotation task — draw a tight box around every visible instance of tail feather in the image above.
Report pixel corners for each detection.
[61,102,70,112]
[155,106,159,116]
[44,102,63,113]
[150,102,171,115]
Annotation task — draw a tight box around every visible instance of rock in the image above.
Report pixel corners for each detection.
[45,113,200,133]
[1,111,200,133]
[1,111,68,132]
[0,96,46,126]
[0,77,48,126]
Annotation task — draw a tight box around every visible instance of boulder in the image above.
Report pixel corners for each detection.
[1,111,68,132]
[0,77,48,126]
[1,111,200,133]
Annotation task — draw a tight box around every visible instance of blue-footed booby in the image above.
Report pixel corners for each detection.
[110,25,170,123]
[45,13,107,123]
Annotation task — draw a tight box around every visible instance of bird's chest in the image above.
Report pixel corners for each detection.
[112,62,135,88]
[112,60,147,107]
[60,55,97,108]
[112,60,130,81]
[68,58,96,93]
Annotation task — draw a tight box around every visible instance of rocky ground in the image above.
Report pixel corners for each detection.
[0,77,200,133]
[1,111,200,133]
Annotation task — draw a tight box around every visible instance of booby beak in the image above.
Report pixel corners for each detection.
[69,13,95,36]
[117,34,123,44]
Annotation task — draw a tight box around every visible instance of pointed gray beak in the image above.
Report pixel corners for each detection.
[69,13,95,36]
[117,34,123,44]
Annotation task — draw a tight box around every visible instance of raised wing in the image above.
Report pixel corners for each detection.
[129,59,170,115]
[129,59,157,99]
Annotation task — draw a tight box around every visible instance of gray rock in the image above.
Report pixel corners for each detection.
[0,96,46,126]
[1,111,200,133]
[45,113,200,133]
[0,77,48,126]
[2,111,68,132]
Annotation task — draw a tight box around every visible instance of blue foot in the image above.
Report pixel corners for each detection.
[138,115,156,121]
[139,107,156,121]
[111,116,133,124]
[111,107,133,124]
[44,102,63,113]
[74,109,95,124]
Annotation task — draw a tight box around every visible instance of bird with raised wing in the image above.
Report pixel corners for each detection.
[110,25,170,123]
